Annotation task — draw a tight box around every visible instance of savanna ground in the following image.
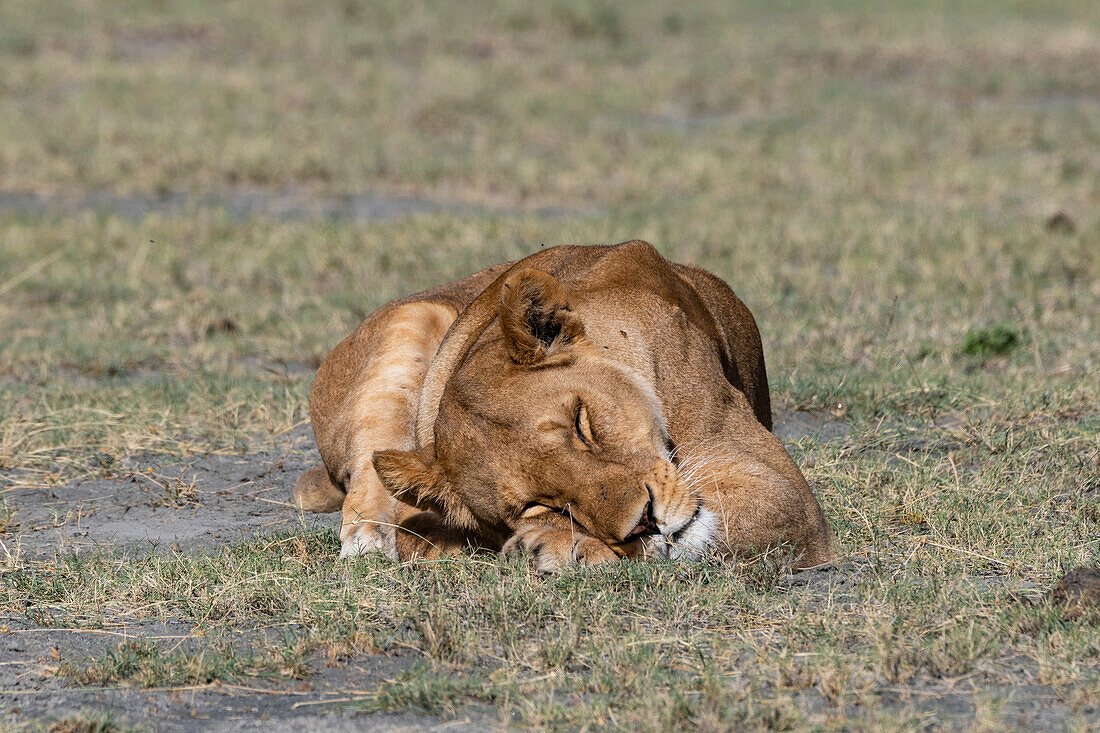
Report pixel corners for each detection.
[1,0,1098,730]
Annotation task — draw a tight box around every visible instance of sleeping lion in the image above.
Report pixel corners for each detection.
[293,241,835,572]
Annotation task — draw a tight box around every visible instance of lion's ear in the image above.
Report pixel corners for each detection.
[372,445,476,530]
[499,268,584,366]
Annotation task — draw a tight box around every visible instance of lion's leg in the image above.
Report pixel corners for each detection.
[395,510,484,560]
[293,465,345,514]
[335,302,456,559]
[706,469,835,568]
[679,432,836,569]
[501,513,621,575]
[340,472,398,559]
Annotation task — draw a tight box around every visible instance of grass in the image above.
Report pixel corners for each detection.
[0,0,1098,729]
[961,323,1024,360]
[4,535,1098,729]
[58,636,311,687]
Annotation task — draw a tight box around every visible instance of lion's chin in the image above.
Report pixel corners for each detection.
[664,507,719,561]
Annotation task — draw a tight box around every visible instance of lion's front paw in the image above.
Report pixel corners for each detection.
[571,535,618,566]
[503,525,618,575]
[339,523,397,561]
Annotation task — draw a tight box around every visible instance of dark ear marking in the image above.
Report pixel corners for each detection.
[372,445,477,530]
[499,269,584,366]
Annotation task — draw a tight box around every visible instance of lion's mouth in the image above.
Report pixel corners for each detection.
[626,487,660,538]
[610,505,715,561]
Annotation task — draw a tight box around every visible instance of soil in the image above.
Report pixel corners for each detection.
[1050,567,1100,620]
[0,616,496,732]
[0,425,326,562]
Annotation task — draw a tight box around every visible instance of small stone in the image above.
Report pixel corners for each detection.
[1049,566,1100,619]
[1045,211,1076,234]
[205,317,240,336]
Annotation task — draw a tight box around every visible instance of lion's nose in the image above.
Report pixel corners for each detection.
[628,486,659,537]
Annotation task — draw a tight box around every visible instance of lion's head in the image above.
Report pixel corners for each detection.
[372,268,713,556]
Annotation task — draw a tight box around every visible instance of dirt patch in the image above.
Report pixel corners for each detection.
[772,406,851,445]
[110,23,222,61]
[0,615,490,732]
[0,425,326,561]
[1050,567,1100,620]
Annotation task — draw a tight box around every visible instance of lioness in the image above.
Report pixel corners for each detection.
[294,241,835,572]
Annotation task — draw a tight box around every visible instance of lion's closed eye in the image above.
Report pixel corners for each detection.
[573,401,596,449]
[519,502,554,519]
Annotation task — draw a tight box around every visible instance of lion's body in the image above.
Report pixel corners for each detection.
[297,241,834,569]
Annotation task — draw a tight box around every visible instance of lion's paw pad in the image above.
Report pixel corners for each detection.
[339,525,397,560]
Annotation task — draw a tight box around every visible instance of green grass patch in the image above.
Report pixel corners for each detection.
[962,323,1024,360]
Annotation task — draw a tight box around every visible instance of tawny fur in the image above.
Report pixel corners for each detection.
[297,242,835,571]
[292,466,344,514]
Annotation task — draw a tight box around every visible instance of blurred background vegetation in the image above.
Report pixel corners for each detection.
[1,0,1095,473]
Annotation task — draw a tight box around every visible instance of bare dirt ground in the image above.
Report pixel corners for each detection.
[0,620,492,732]
[2,425,324,562]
